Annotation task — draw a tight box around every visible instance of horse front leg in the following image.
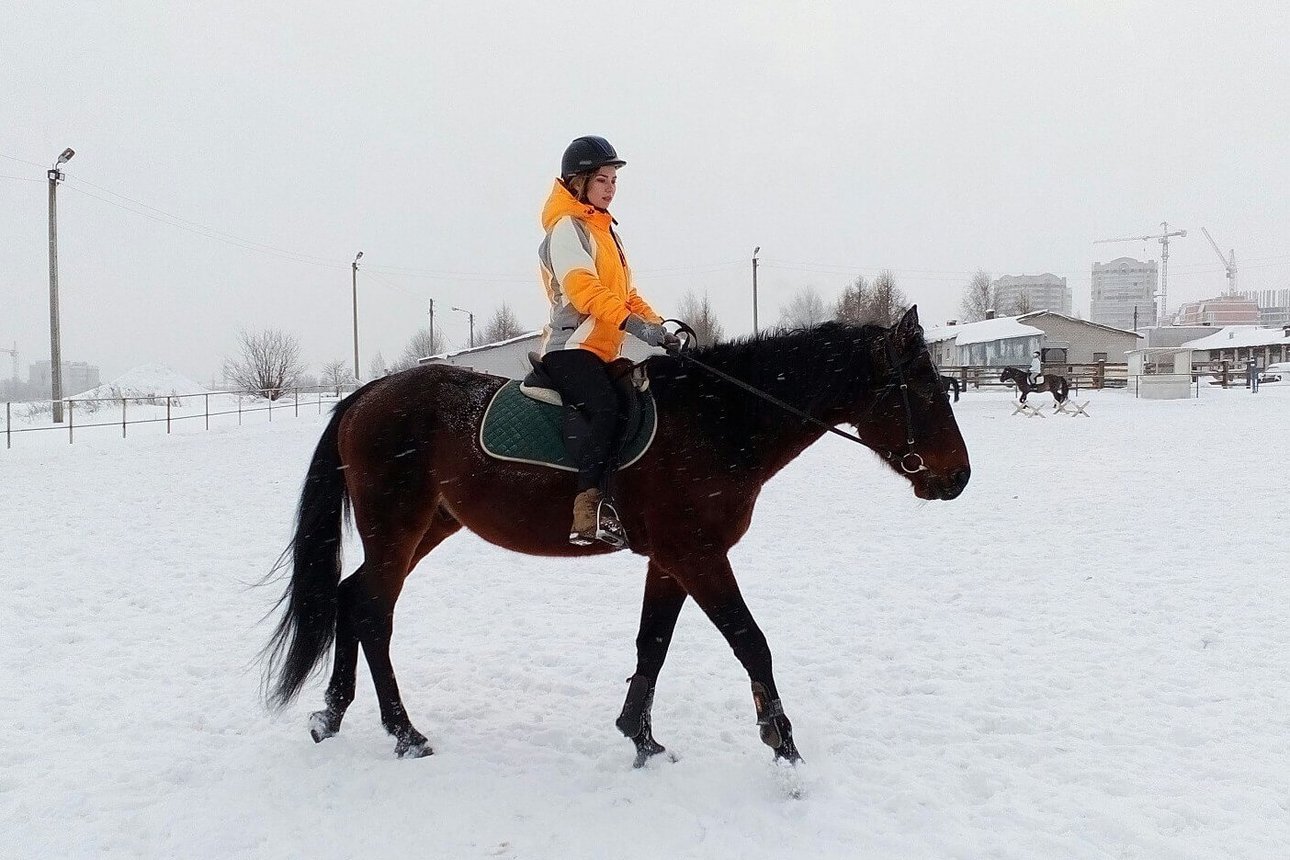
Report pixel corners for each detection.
[675,553,801,763]
[616,560,688,767]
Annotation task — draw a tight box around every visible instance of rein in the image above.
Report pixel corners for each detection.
[656,324,928,475]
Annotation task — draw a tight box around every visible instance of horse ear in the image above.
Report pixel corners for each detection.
[895,305,922,349]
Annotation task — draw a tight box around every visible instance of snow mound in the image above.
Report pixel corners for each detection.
[74,364,210,401]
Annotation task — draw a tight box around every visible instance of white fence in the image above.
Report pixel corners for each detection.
[3,386,358,449]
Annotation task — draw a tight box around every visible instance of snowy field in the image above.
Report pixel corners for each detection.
[3,382,1289,859]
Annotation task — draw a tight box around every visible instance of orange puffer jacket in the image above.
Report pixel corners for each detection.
[538,180,662,363]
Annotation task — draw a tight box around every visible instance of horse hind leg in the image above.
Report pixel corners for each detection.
[315,506,460,757]
[616,561,688,767]
[309,568,366,742]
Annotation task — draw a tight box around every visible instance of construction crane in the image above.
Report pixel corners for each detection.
[1094,221,1187,320]
[0,343,16,382]
[1200,227,1237,295]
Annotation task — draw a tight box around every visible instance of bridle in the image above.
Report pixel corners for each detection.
[657,323,934,475]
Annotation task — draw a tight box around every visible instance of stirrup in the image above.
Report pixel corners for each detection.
[594,497,628,548]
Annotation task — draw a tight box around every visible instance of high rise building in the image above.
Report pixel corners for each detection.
[1091,257,1157,330]
[28,360,101,397]
[1241,289,1290,328]
[991,273,1072,316]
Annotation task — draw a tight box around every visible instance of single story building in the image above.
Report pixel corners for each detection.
[1181,325,1290,367]
[923,311,1140,367]
[419,330,659,379]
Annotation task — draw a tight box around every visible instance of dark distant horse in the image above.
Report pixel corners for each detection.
[940,374,960,402]
[1000,365,1069,406]
[263,307,970,766]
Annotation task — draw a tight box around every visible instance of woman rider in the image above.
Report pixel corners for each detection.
[538,135,678,545]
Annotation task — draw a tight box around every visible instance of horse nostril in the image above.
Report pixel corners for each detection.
[950,466,971,492]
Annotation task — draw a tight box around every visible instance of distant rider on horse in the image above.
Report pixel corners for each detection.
[1029,350,1043,387]
[537,135,679,545]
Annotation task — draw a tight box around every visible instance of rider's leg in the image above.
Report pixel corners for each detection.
[542,349,621,542]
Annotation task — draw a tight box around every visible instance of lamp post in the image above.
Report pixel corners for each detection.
[48,147,74,424]
[351,251,363,380]
[452,306,475,349]
[752,246,761,335]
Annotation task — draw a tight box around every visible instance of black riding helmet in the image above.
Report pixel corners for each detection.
[561,136,626,179]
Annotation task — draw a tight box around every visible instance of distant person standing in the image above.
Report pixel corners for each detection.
[1248,356,1260,392]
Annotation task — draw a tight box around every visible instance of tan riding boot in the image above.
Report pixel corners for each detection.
[569,488,603,545]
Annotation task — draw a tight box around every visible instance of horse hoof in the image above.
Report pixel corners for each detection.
[774,742,803,764]
[395,735,434,759]
[631,737,674,769]
[309,710,339,743]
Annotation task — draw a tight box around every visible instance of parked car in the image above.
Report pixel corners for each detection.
[1260,362,1288,383]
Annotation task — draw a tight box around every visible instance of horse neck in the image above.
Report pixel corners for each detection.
[675,328,879,477]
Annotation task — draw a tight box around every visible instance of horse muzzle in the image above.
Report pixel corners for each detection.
[913,464,971,501]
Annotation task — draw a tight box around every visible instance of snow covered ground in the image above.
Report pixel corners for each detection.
[3,383,1288,859]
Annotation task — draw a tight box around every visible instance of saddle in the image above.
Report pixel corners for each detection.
[478,353,657,472]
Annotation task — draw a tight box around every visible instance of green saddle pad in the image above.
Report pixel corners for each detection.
[479,380,657,472]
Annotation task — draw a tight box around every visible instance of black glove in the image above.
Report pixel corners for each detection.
[623,314,671,348]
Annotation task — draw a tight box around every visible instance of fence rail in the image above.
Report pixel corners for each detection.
[3,385,357,449]
[941,363,1129,392]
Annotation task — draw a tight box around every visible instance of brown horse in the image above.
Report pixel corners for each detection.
[1000,365,1069,406]
[262,306,970,766]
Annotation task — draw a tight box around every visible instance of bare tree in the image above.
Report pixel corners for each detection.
[834,275,869,324]
[1008,291,1035,316]
[779,287,829,329]
[959,270,995,322]
[369,351,387,380]
[222,329,304,400]
[864,269,910,327]
[481,301,525,345]
[321,359,355,396]
[677,289,725,347]
[390,327,445,372]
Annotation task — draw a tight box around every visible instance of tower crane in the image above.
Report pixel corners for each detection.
[1094,221,1187,320]
[0,343,16,382]
[1200,227,1237,295]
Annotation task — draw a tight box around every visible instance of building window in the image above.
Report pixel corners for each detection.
[1093,352,1107,362]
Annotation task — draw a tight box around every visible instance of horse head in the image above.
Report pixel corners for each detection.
[853,306,971,501]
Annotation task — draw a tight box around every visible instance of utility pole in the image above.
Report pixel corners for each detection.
[427,299,436,354]
[351,251,363,380]
[752,246,761,335]
[47,147,74,423]
[452,306,475,349]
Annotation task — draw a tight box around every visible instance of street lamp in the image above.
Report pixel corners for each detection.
[48,147,75,423]
[452,306,475,349]
[351,251,363,380]
[752,246,761,335]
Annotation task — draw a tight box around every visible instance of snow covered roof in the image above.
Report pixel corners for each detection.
[422,331,542,362]
[1017,311,1140,338]
[1181,326,1290,351]
[923,316,1044,346]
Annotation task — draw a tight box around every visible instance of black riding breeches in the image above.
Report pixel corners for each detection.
[542,349,621,492]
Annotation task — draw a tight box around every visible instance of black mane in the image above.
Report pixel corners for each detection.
[646,321,890,461]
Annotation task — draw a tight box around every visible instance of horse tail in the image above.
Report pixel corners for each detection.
[261,384,370,710]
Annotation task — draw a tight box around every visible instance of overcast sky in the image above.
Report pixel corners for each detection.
[4,1,1289,384]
